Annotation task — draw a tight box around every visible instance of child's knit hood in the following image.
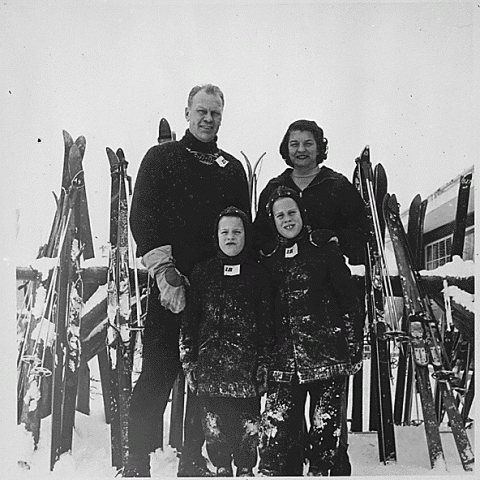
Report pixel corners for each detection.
[266,185,310,247]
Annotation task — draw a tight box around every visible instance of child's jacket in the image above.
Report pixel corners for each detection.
[180,254,275,398]
[262,234,357,384]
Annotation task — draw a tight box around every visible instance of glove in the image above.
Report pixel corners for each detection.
[255,359,268,396]
[310,229,339,247]
[142,246,190,314]
[183,362,198,395]
[348,340,362,365]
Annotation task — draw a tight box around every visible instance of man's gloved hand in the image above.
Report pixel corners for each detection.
[142,246,190,314]
[183,362,198,395]
[165,265,186,287]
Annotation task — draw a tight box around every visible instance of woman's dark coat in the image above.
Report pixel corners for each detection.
[254,166,369,265]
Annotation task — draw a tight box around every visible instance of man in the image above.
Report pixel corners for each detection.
[126,84,251,477]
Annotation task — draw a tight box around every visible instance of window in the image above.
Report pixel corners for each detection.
[463,227,474,261]
[425,236,452,270]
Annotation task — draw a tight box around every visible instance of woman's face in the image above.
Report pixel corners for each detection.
[288,130,318,171]
[272,197,303,240]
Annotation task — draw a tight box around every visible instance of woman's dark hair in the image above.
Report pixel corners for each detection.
[279,119,328,167]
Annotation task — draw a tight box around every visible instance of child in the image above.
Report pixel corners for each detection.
[257,186,361,477]
[180,206,275,477]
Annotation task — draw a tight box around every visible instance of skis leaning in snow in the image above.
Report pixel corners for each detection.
[15,130,93,470]
[49,132,93,470]
[383,193,474,472]
[105,146,134,473]
[393,193,427,426]
[354,147,396,464]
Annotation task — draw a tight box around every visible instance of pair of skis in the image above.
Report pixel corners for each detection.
[383,193,474,472]
[240,151,265,220]
[353,147,396,464]
[105,147,134,473]
[393,194,427,427]
[16,130,93,469]
[49,131,94,469]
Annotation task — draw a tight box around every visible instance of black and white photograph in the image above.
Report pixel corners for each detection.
[2,1,476,477]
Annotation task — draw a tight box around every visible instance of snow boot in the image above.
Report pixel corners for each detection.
[330,447,352,476]
[216,465,233,477]
[236,467,254,476]
[177,455,215,477]
[122,453,151,477]
[306,467,329,476]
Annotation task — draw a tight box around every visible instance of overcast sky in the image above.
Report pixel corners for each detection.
[1,0,477,265]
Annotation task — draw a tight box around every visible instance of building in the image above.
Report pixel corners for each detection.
[400,165,474,270]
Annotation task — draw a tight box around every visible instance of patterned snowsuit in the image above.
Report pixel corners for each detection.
[258,226,359,476]
[180,208,275,474]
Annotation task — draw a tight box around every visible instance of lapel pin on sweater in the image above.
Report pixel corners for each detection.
[215,156,229,167]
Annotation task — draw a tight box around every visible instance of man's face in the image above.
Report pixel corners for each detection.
[272,197,303,240]
[218,216,245,257]
[185,91,223,143]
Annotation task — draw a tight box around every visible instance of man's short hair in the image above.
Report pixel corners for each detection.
[187,84,225,108]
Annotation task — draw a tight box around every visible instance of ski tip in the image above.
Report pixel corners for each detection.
[388,193,400,213]
[116,148,125,160]
[374,163,386,176]
[409,193,422,207]
[362,145,370,158]
[62,130,74,145]
[158,118,172,144]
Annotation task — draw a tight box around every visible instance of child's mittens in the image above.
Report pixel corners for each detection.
[348,339,362,365]
[182,362,198,395]
[343,313,362,365]
[309,228,338,247]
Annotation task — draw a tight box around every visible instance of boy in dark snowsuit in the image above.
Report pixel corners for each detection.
[180,206,275,477]
[258,186,362,477]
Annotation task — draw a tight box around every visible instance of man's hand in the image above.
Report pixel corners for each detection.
[165,265,186,287]
[142,246,190,314]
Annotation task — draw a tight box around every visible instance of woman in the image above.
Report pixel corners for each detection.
[254,119,368,266]
[253,119,369,476]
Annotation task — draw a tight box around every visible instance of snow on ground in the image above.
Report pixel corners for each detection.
[10,358,475,479]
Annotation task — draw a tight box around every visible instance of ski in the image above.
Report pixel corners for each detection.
[74,135,95,261]
[394,194,427,425]
[451,173,472,258]
[59,143,87,454]
[106,146,133,472]
[354,147,396,463]
[240,151,266,219]
[50,143,85,470]
[384,193,474,471]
